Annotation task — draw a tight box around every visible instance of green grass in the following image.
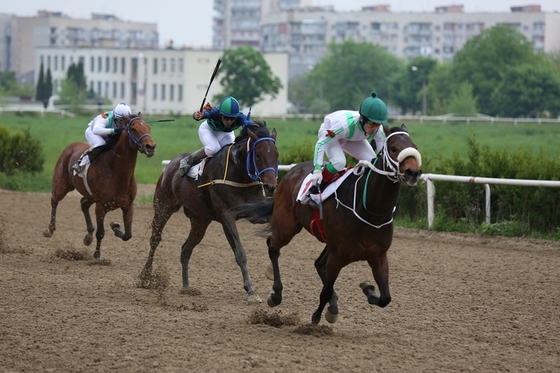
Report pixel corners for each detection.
[1,111,558,192]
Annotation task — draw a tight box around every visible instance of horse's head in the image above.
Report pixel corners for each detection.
[383,124,422,186]
[124,115,156,157]
[238,121,279,197]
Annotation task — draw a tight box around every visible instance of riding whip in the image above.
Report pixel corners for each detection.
[200,59,222,111]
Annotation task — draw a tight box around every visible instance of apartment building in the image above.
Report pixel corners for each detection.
[212,0,310,49]
[0,10,158,77]
[258,4,560,80]
[35,46,289,117]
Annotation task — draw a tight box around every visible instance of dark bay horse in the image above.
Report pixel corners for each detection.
[139,121,278,304]
[235,124,422,323]
[43,114,156,259]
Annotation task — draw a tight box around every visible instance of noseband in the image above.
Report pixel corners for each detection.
[125,116,152,152]
[246,137,279,181]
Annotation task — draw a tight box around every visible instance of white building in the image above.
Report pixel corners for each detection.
[35,46,289,117]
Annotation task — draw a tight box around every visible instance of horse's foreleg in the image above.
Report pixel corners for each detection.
[312,260,341,324]
[314,246,339,322]
[362,252,391,307]
[221,219,262,304]
[80,198,95,246]
[267,236,283,308]
[92,203,107,259]
[111,205,133,241]
[180,218,210,291]
[43,199,59,237]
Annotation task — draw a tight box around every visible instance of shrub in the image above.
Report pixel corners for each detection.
[0,126,45,176]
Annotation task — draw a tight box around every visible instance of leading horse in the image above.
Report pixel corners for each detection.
[235,124,422,323]
[43,114,156,259]
[139,121,278,304]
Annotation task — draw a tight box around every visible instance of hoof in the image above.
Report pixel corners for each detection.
[247,293,262,304]
[325,310,338,323]
[43,229,53,238]
[267,295,279,307]
[83,234,93,246]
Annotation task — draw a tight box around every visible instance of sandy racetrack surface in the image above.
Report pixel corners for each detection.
[1,186,559,372]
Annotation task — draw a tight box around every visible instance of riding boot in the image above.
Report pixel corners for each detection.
[72,147,93,173]
[179,148,207,177]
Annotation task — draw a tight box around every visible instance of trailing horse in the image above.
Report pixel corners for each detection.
[43,114,156,259]
[235,124,422,323]
[139,120,278,304]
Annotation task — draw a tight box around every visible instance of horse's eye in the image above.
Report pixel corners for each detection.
[390,146,397,153]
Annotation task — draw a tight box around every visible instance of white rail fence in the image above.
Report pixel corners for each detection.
[161,160,560,229]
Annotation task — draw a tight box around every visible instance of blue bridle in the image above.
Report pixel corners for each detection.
[245,137,279,181]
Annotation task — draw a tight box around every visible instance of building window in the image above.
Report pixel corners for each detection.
[153,58,158,74]
[170,85,174,101]
[121,57,126,74]
[105,57,110,72]
[54,56,58,71]
[113,57,118,73]
[162,58,167,73]
[170,58,175,74]
[113,82,117,98]
[61,56,65,71]
[97,81,102,96]
[152,83,157,100]
[121,82,125,98]
[178,58,183,74]
[104,82,109,97]
[161,84,166,100]
[90,57,95,72]
[178,84,183,102]
[47,55,51,70]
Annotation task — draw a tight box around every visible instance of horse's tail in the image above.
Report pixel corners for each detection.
[233,199,274,224]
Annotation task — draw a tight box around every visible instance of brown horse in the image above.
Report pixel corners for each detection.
[43,114,156,259]
[139,121,278,304]
[235,124,422,323]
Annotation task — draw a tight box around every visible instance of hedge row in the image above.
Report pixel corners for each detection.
[0,126,45,175]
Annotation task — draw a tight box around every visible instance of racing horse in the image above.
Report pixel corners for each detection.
[139,120,278,304]
[43,114,156,259]
[235,124,422,323]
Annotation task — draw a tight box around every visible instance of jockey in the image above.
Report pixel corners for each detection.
[179,96,253,177]
[72,102,131,173]
[301,91,388,207]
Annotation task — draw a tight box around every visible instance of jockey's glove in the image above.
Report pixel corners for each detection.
[310,169,323,186]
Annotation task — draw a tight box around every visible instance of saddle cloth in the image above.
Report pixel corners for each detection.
[296,168,354,205]
[186,158,207,179]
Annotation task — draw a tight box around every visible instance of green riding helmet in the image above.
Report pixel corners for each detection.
[359,91,387,124]
[219,96,240,118]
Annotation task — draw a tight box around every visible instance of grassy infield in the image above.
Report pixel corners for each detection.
[1,111,558,237]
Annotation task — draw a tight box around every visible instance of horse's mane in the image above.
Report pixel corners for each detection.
[235,120,270,142]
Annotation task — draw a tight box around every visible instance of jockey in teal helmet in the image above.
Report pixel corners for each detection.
[300,91,388,208]
[179,96,253,177]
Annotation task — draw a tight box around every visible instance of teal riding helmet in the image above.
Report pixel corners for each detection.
[219,96,240,118]
[359,91,387,124]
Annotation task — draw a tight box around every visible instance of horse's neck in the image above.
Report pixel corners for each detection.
[109,137,138,178]
[214,141,248,180]
[359,166,401,213]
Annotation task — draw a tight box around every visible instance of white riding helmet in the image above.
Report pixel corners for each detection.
[113,102,132,121]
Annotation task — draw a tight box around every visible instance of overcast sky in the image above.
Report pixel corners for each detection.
[3,1,559,48]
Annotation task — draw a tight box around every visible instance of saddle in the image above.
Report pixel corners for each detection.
[296,168,354,205]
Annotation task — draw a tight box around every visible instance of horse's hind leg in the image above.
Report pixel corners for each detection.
[361,252,391,307]
[43,198,59,238]
[180,217,211,292]
[43,175,74,238]
[139,202,180,282]
[220,218,262,304]
[267,236,283,307]
[312,260,341,324]
[80,198,95,247]
[92,203,107,259]
[314,246,339,323]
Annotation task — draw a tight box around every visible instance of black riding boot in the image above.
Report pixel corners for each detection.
[179,148,207,177]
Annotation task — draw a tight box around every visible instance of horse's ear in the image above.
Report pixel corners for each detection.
[137,111,142,117]
[271,128,277,140]
[382,124,390,136]
[400,123,409,133]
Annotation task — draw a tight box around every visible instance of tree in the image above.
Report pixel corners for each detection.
[425,62,454,115]
[44,68,53,108]
[35,62,45,102]
[307,40,403,111]
[391,56,438,114]
[58,62,88,112]
[491,63,560,118]
[447,82,478,116]
[451,25,537,115]
[213,46,282,108]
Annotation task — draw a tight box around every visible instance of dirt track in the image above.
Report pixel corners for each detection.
[1,186,559,372]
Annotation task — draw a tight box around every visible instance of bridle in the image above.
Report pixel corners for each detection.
[125,116,152,153]
[246,136,279,182]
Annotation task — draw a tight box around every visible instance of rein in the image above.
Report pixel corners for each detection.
[198,136,278,197]
[332,131,421,228]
